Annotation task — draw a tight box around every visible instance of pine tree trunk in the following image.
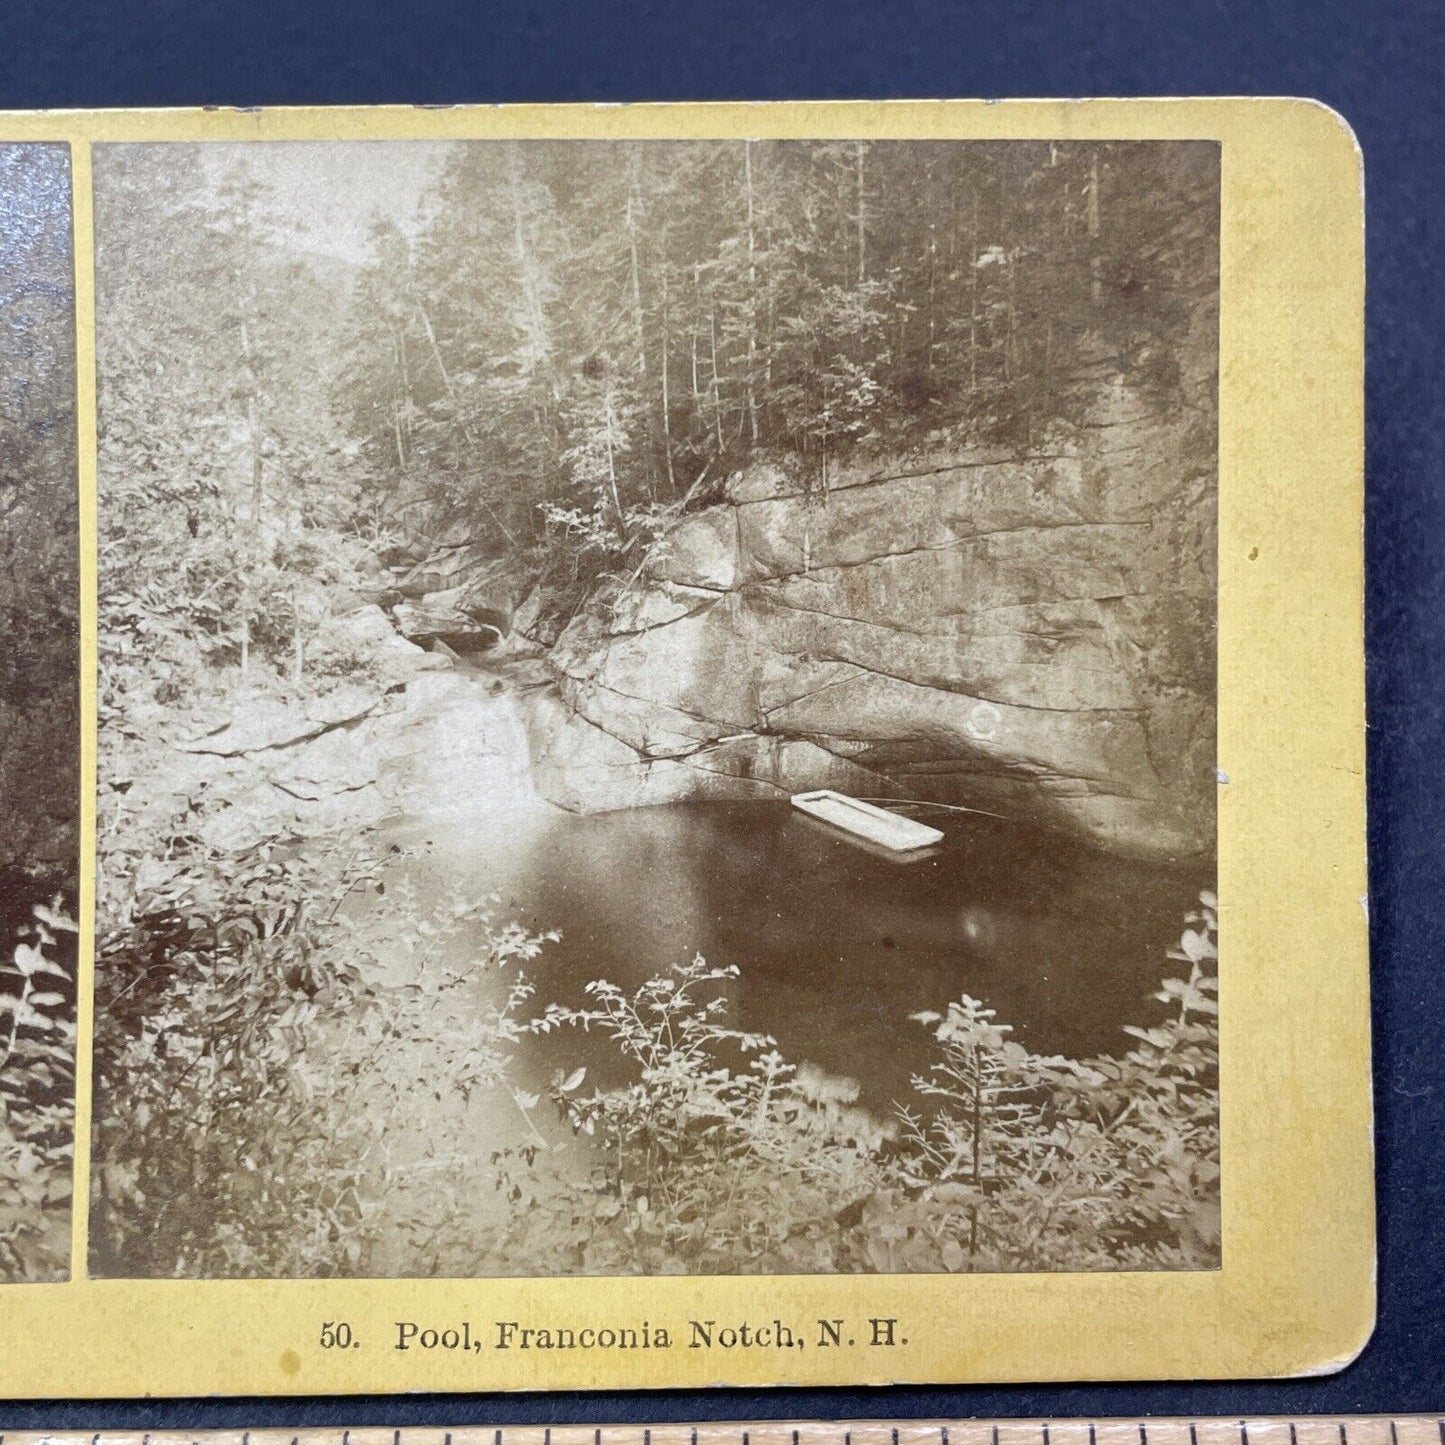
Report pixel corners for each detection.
[507,148,558,405]
[417,297,516,545]
[1005,253,1018,381]
[968,191,980,392]
[819,373,830,495]
[391,331,407,471]
[763,240,775,431]
[927,223,937,373]
[1088,150,1102,306]
[248,392,262,536]
[660,265,677,495]
[391,406,406,472]
[416,300,469,438]
[396,322,412,463]
[691,262,704,424]
[744,141,759,446]
[626,156,647,379]
[855,141,867,285]
[709,306,725,451]
[604,390,625,533]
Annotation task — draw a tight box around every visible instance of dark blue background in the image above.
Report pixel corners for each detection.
[1,0,1440,1425]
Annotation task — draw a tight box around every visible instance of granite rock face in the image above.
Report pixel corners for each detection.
[528,382,1215,860]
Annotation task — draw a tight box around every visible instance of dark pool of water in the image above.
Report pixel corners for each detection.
[387,800,1210,1117]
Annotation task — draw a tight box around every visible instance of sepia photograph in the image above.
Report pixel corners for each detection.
[0,142,80,1285]
[88,136,1219,1281]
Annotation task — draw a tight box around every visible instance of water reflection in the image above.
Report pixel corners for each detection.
[378,800,1209,1117]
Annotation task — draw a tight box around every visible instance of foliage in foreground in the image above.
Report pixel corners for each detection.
[91,831,1218,1279]
[465,893,1218,1276]
[0,897,78,1282]
[92,843,395,1278]
[90,838,559,1279]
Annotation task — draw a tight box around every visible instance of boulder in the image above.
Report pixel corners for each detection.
[396,543,486,598]
[373,632,450,682]
[648,509,738,590]
[318,603,394,651]
[394,598,502,654]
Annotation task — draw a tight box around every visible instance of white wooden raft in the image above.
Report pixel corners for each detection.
[790,789,944,851]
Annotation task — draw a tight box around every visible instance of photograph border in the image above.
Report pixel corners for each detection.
[0,96,1369,1394]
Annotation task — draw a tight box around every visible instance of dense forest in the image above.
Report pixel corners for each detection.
[0,144,79,1284]
[90,139,1219,1279]
[96,138,1217,695]
[341,140,1215,552]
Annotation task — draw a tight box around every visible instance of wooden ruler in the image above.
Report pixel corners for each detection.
[1,1422,1441,1445]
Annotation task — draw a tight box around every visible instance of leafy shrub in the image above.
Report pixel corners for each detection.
[90,839,562,1279]
[0,896,77,1282]
[520,957,884,1274]
[497,893,1220,1277]
[91,861,1218,1280]
[888,890,1219,1272]
[90,844,391,1277]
